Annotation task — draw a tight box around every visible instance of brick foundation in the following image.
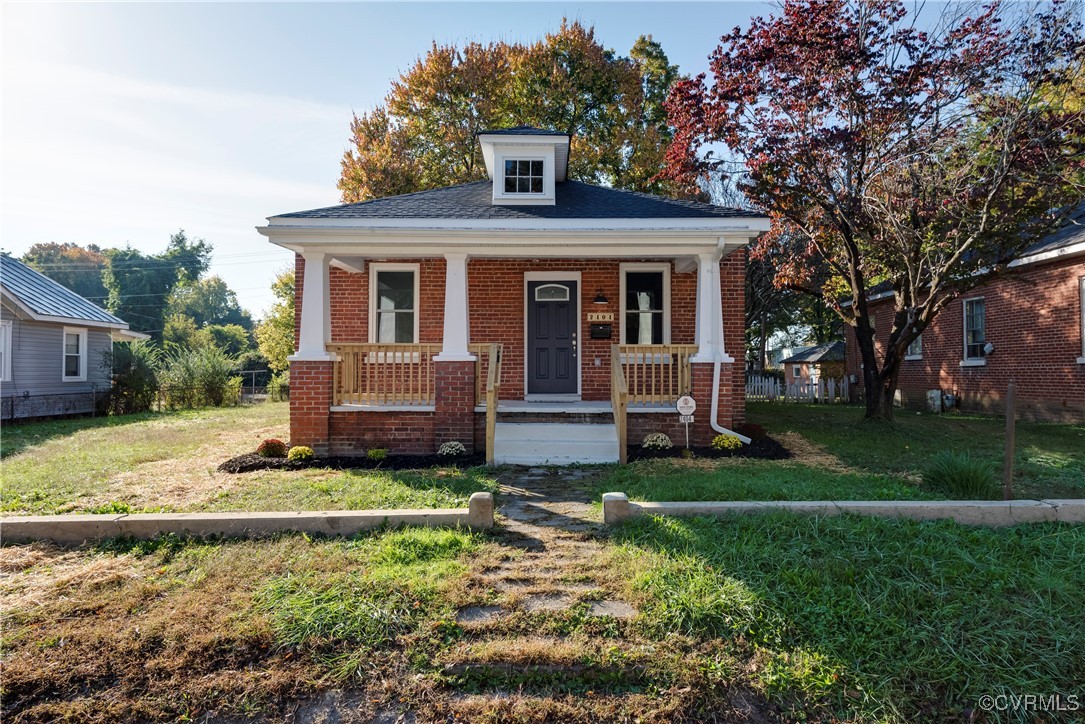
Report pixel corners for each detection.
[434,360,477,452]
[289,359,334,454]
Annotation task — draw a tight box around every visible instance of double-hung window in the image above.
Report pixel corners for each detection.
[621,265,669,345]
[0,320,11,382]
[504,160,544,194]
[370,265,418,344]
[62,327,87,382]
[963,298,986,362]
[906,334,922,359]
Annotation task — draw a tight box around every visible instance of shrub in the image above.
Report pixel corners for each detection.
[642,433,673,450]
[287,445,314,462]
[735,422,767,440]
[159,346,241,409]
[367,448,388,462]
[257,439,288,458]
[437,441,467,458]
[268,371,290,401]
[923,451,1000,499]
[680,448,695,459]
[103,341,160,415]
[711,434,744,451]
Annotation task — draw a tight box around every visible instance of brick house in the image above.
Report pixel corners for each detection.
[259,127,769,463]
[780,341,845,386]
[844,207,1085,422]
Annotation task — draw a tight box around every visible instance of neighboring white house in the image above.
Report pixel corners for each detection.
[0,255,147,419]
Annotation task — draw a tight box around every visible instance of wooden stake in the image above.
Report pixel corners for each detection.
[1003,380,1016,501]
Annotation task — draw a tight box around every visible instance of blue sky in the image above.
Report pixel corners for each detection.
[1,1,770,318]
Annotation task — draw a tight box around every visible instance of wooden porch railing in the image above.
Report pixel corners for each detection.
[617,344,698,406]
[611,344,628,464]
[482,343,503,465]
[469,343,503,406]
[329,344,439,406]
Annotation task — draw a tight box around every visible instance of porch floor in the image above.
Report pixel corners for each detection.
[473,400,674,414]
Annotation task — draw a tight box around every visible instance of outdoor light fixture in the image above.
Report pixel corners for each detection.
[593,290,608,305]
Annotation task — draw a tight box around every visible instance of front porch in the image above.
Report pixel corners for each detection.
[287,250,748,464]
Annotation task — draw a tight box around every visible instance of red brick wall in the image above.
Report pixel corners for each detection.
[434,360,476,451]
[289,360,333,453]
[844,255,1085,422]
[291,250,749,452]
[329,411,435,455]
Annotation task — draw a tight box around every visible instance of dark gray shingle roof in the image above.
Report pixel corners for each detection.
[780,341,845,364]
[0,255,126,326]
[276,181,764,221]
[1022,201,1085,256]
[478,125,568,137]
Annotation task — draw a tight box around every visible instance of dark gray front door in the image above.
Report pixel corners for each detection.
[527,280,578,394]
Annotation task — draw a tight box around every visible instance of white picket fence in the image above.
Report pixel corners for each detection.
[746,374,851,403]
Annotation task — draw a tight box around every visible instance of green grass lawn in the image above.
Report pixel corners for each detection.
[601,403,1083,504]
[0,403,495,515]
[749,402,1085,500]
[609,513,1085,721]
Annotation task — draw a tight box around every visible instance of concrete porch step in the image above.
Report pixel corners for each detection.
[493,423,620,465]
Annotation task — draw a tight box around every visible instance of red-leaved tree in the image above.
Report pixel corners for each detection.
[663,0,1084,420]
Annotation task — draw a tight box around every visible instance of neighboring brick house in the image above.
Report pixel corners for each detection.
[780,341,845,386]
[259,127,769,463]
[844,207,1085,422]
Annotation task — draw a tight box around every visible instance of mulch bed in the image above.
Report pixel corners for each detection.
[218,451,487,474]
[627,434,791,462]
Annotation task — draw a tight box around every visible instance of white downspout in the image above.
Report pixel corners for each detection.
[710,359,751,443]
[700,239,751,444]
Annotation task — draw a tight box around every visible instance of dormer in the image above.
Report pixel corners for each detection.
[477,126,570,206]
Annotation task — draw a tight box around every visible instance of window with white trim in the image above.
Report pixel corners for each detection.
[0,321,11,382]
[621,265,670,345]
[906,334,922,358]
[793,364,802,378]
[503,159,544,194]
[370,266,418,344]
[963,298,986,361]
[62,327,87,382]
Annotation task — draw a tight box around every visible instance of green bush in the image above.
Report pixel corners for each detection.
[268,371,290,401]
[287,445,314,462]
[711,434,743,451]
[159,346,241,409]
[923,451,1000,499]
[257,439,288,458]
[103,341,160,415]
[642,433,673,450]
[367,448,388,462]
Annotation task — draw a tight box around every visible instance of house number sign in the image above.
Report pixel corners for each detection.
[587,312,614,322]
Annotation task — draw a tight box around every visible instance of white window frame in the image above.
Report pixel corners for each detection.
[0,320,12,382]
[368,263,420,345]
[619,262,671,348]
[1078,276,1085,364]
[792,364,802,378]
[62,326,88,382]
[961,297,987,367]
[905,333,922,360]
[501,158,546,196]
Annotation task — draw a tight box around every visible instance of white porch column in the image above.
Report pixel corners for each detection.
[291,250,334,361]
[434,252,476,361]
[690,252,734,363]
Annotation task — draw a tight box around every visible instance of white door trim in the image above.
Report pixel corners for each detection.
[523,271,582,399]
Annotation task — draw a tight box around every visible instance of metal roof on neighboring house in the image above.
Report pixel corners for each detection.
[274,180,765,221]
[1020,201,1085,257]
[0,255,128,327]
[779,341,846,365]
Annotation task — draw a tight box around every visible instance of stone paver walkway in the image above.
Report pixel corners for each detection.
[455,466,637,626]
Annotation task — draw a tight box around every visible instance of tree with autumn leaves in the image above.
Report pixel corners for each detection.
[339,21,684,201]
[663,0,1083,420]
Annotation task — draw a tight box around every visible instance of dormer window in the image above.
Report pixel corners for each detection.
[504,160,544,194]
